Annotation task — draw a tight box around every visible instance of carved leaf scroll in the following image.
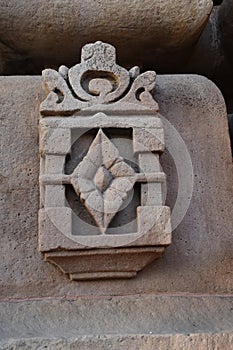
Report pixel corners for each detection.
[40,41,159,115]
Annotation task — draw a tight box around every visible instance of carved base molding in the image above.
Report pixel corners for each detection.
[45,247,164,281]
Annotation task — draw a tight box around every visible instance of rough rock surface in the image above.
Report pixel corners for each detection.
[1,333,233,350]
[0,1,213,73]
[0,75,232,298]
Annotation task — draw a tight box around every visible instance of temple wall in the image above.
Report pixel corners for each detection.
[0,74,232,347]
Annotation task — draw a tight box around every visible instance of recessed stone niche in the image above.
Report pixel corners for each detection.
[39,41,171,281]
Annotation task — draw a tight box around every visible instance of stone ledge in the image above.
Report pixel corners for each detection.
[0,296,232,342]
[1,333,232,350]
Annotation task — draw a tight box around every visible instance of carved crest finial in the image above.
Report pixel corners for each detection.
[40,41,158,115]
[81,41,116,63]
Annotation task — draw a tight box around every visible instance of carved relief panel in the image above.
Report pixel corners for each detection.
[39,41,171,280]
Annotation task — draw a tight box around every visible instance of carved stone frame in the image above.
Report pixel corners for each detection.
[39,41,171,280]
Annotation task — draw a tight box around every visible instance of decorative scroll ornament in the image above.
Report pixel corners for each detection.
[39,41,171,281]
[40,41,158,115]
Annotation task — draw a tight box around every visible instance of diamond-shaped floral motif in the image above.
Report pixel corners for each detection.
[70,129,135,233]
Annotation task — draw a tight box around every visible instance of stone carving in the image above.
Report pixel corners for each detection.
[71,129,135,233]
[40,41,158,115]
[39,41,171,280]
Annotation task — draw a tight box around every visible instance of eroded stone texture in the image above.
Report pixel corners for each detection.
[39,42,171,280]
[1,334,232,350]
[0,1,213,73]
[0,74,232,298]
[0,296,233,348]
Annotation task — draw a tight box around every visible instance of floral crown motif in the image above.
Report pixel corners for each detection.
[40,41,158,116]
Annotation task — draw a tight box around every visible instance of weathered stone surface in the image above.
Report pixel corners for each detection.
[1,333,233,350]
[137,206,171,245]
[0,74,232,297]
[0,1,213,73]
[133,127,164,153]
[0,296,232,347]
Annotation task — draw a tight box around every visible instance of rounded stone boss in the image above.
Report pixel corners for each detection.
[0,0,213,70]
